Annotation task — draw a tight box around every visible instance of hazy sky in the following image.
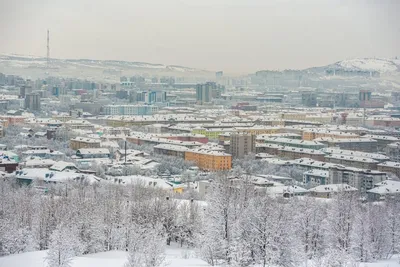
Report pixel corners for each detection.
[0,0,399,73]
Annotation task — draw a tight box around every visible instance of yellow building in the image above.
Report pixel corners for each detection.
[70,137,101,150]
[185,149,232,171]
[191,128,225,139]
[281,113,307,121]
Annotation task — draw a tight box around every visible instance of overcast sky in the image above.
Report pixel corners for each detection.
[0,0,399,73]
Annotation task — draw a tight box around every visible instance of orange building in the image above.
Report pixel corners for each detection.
[302,130,359,141]
[185,149,232,171]
[0,116,25,125]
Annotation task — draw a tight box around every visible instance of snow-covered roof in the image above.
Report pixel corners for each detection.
[13,168,102,184]
[363,135,400,142]
[377,161,400,169]
[320,147,390,161]
[77,148,110,155]
[154,144,191,152]
[71,136,101,143]
[23,158,56,167]
[309,184,358,193]
[49,161,77,172]
[111,175,173,190]
[368,180,400,195]
[265,185,308,195]
[325,154,378,164]
[303,169,329,178]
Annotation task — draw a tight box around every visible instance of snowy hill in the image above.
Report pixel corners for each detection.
[0,54,212,79]
[328,58,400,73]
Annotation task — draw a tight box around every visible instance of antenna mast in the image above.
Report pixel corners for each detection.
[47,29,50,69]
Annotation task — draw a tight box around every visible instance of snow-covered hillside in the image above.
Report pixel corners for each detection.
[329,58,400,73]
[0,54,209,73]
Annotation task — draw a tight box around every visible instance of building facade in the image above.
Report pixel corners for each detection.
[196,82,215,104]
[230,133,256,159]
[24,93,41,111]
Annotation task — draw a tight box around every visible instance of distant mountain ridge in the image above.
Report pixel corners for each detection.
[308,58,400,74]
[0,53,210,73]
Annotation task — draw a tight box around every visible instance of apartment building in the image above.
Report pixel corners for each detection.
[387,142,400,162]
[153,144,190,159]
[377,161,400,178]
[303,169,330,188]
[0,115,25,125]
[259,136,325,150]
[126,133,202,148]
[303,129,359,140]
[320,147,390,162]
[103,104,158,116]
[70,137,101,150]
[76,148,110,159]
[316,137,378,152]
[363,135,400,152]
[278,147,325,161]
[325,154,379,170]
[329,166,387,194]
[185,149,232,171]
[230,133,256,159]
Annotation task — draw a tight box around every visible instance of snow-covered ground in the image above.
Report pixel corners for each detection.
[0,244,209,267]
[1,246,400,267]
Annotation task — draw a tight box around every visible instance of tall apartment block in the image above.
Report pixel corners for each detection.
[24,92,41,111]
[230,133,256,159]
[196,82,215,104]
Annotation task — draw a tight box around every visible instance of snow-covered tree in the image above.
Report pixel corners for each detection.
[125,223,165,267]
[46,224,83,267]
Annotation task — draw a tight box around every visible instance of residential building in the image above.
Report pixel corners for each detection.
[76,148,110,159]
[303,169,329,188]
[103,104,158,115]
[185,148,232,171]
[320,147,390,162]
[324,154,379,170]
[196,82,215,104]
[302,129,360,140]
[19,85,32,98]
[328,166,387,194]
[24,93,41,111]
[230,133,256,159]
[367,180,400,201]
[309,184,357,198]
[316,138,378,152]
[0,159,19,173]
[278,147,325,161]
[154,144,190,159]
[126,133,203,148]
[70,137,101,150]
[259,136,325,150]
[363,135,400,152]
[387,142,400,162]
[377,161,400,178]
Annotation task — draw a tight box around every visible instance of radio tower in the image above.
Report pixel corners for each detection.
[46,29,50,69]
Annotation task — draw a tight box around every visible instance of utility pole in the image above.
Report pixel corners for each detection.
[46,29,50,69]
[124,140,127,165]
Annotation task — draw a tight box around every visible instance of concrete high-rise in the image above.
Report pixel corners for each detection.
[24,93,41,111]
[196,82,215,104]
[20,85,32,98]
[230,133,256,159]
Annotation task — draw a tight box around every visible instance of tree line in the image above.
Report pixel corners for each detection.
[0,174,400,267]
